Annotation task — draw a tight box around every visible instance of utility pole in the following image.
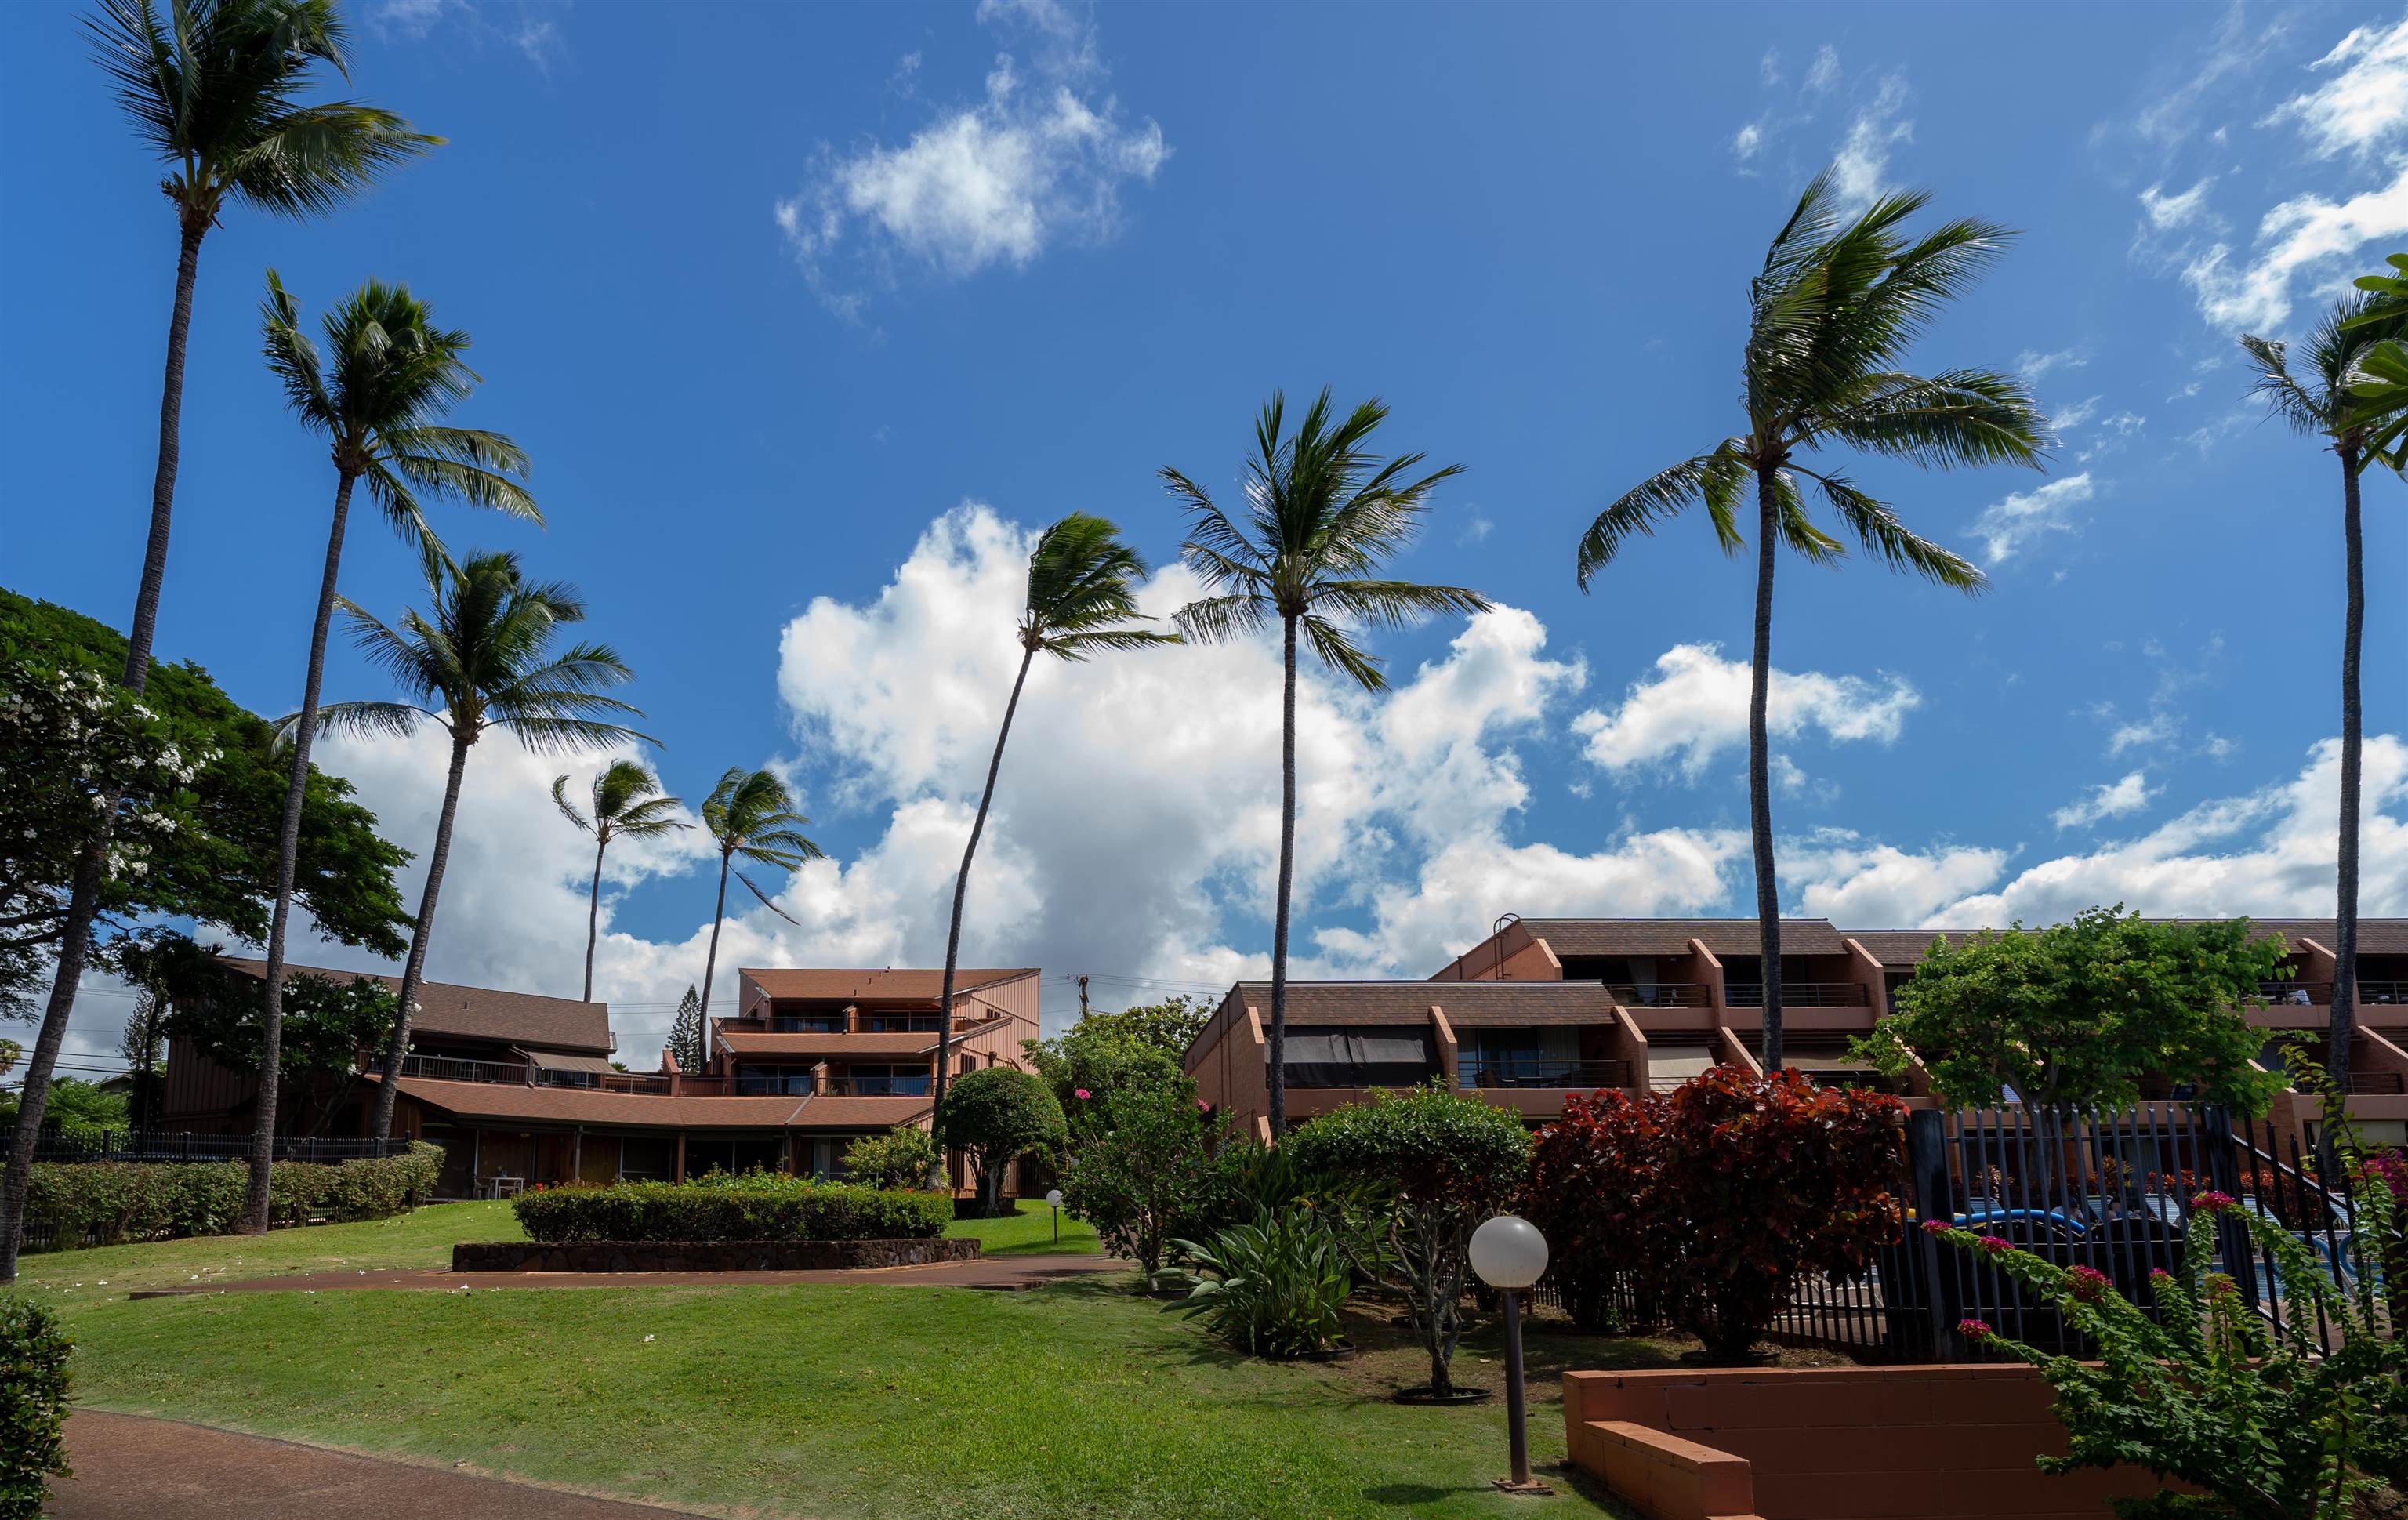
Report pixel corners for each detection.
[1076,974,1090,1019]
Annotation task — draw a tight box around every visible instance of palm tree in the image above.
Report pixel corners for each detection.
[1577,174,2044,1072]
[2241,293,2407,1108]
[931,514,1179,1112]
[245,272,537,1219]
[272,550,647,1223]
[553,760,688,1002]
[696,768,822,1050]
[4,0,435,1284]
[1165,390,1485,1136]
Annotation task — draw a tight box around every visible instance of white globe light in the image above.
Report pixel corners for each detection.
[1045,1188,1064,1209]
[1469,1213,1549,1290]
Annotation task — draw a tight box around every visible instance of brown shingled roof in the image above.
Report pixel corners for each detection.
[394,1077,931,1130]
[218,957,611,1055]
[1845,930,1987,967]
[739,968,1036,1001]
[1514,918,1851,958]
[1227,981,1625,1027]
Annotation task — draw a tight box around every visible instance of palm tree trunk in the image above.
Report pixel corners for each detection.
[582,834,606,1003]
[243,468,358,1232]
[697,852,732,1064]
[2331,445,2364,1118]
[360,732,474,1159]
[934,646,1037,1116]
[1269,615,1299,1137]
[1750,465,1786,1074]
[0,221,208,1283]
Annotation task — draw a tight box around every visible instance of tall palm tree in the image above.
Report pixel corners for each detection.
[931,514,1179,1112]
[1577,174,2044,1072]
[2241,293,2407,1108]
[1166,390,1485,1136]
[272,550,647,1222]
[3,0,435,1285]
[245,272,537,1214]
[553,760,688,1003]
[697,769,822,1050]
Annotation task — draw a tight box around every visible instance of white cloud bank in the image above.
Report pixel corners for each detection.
[1572,643,1919,780]
[1972,473,2097,566]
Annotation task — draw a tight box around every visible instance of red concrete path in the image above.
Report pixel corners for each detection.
[128,1251,1124,1297]
[52,1411,710,1519]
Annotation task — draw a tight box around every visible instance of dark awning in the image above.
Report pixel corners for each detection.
[1278,1025,1438,1088]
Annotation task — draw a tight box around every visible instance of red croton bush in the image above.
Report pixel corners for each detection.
[1527,1066,1906,1359]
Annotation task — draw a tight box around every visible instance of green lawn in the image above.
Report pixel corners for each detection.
[943,1198,1101,1256]
[19,1202,1672,1518]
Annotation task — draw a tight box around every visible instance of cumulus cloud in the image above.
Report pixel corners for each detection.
[2051,770,2159,829]
[2264,14,2408,159]
[1782,832,2011,927]
[1971,473,2097,566]
[1830,74,1912,212]
[2181,164,2408,330]
[1571,643,1918,781]
[774,2,1167,314]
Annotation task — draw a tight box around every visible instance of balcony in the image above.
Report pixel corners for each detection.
[2260,980,2335,1005]
[1724,982,1869,1008]
[380,1054,669,1094]
[2361,981,2408,1007]
[770,1016,847,1033]
[1602,982,1709,1008]
[1459,1058,1629,1090]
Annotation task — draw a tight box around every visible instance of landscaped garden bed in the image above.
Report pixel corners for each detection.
[453,1235,980,1272]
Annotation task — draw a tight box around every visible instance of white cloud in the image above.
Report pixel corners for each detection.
[1971,473,2097,565]
[1804,45,1841,94]
[2265,15,2408,159]
[1759,49,1782,87]
[371,0,558,68]
[2181,161,2408,330]
[2051,770,2160,829]
[2140,176,2218,232]
[1830,74,1912,212]
[2016,347,2087,383]
[1571,644,1918,781]
[1782,831,2010,926]
[774,3,1166,314]
[1732,122,1766,162]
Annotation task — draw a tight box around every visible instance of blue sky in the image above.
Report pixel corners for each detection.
[4,0,2406,1062]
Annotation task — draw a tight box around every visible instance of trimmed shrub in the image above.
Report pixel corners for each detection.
[1522,1087,1671,1332]
[842,1127,943,1192]
[20,1142,442,1250]
[512,1179,952,1242]
[934,1067,1067,1216]
[1,1294,71,1518]
[1060,1082,1227,1275]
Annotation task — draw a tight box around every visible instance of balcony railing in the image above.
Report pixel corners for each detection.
[2260,980,2335,1005]
[2348,1071,2408,1096]
[1460,1058,1630,1090]
[1602,982,1709,1008]
[379,1054,667,1094]
[734,1076,932,1097]
[2361,981,2408,1006]
[770,1017,848,1033]
[1799,1068,1905,1094]
[1724,982,1869,1008]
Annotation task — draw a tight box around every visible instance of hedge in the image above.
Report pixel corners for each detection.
[1,1294,71,1519]
[20,1141,443,1250]
[513,1179,952,1242]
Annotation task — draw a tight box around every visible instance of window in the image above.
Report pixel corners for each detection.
[859,1013,942,1032]
[1276,1026,1438,1089]
[846,1065,931,1096]
[735,1065,814,1095]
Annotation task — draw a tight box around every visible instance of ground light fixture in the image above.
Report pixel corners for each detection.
[1469,1213,1553,1495]
[1045,1188,1063,1245]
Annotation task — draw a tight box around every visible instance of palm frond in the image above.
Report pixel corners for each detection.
[276,699,433,749]
[1308,578,1491,629]
[1819,369,2049,470]
[1578,445,1750,588]
[1171,593,1268,646]
[1797,467,1986,589]
[1297,613,1386,693]
[223,101,440,217]
[551,774,593,834]
[733,869,801,924]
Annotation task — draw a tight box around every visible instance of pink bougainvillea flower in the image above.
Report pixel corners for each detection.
[1958,1318,1993,1341]
[2065,1264,2109,1304]
[1977,1235,2013,1256]
[1074,1088,1091,1100]
[2190,1190,2238,1215]
[2149,1267,2175,1282]
[1920,1219,1949,1236]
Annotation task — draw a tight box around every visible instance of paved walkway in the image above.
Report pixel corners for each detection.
[52,1411,710,1519]
[128,1251,1123,1297]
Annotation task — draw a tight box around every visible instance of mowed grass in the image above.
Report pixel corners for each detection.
[61,1275,1650,1520]
[944,1198,1101,1256]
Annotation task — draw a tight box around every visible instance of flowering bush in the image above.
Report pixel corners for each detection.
[1931,1174,2408,1518]
[1059,1080,1229,1275]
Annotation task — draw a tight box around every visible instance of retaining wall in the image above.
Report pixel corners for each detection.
[452,1237,981,1272]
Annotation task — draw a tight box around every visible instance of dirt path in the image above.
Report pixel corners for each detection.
[125,1251,1125,1297]
[51,1410,712,1519]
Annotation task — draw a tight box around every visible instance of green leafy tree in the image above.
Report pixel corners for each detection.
[147,949,396,1135]
[120,990,166,1131]
[1061,1080,1224,1274]
[20,0,435,1268]
[1579,175,2044,1069]
[696,768,821,1032]
[665,985,704,1076]
[251,271,539,1187]
[1166,393,1485,1134]
[934,515,1177,1112]
[0,592,406,1281]
[1068,994,1213,1059]
[284,550,647,1210]
[1023,1019,1186,1136]
[553,760,687,1002]
[933,1066,1067,1216]
[1850,909,2287,1120]
[2240,294,2407,1104]
[0,1079,129,1140]
[842,1126,942,1191]
[1284,1083,1533,1397]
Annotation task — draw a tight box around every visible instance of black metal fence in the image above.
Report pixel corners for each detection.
[27,1130,394,1165]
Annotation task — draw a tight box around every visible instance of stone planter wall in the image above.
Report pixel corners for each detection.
[452,1236,981,1272]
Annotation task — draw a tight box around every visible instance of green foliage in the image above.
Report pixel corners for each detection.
[0,1078,129,1140]
[1024,1016,1186,1135]
[512,1179,951,1243]
[1522,1086,1673,1332]
[665,985,704,1075]
[20,1143,442,1250]
[0,1293,71,1518]
[150,948,395,1090]
[1935,1177,2408,1519]
[1285,1084,1532,1395]
[1068,995,1213,1057]
[1166,1207,1355,1358]
[0,589,411,1016]
[1851,907,2287,1116]
[1058,1081,1226,1274]
[699,766,822,911]
[842,1127,942,1192]
[934,1067,1068,1215]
